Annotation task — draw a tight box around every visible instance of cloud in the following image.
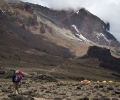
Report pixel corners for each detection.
[20,0,120,42]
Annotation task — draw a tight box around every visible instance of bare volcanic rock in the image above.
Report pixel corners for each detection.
[1,79,120,100]
[81,46,120,72]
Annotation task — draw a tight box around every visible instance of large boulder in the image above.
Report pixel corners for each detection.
[32,74,58,82]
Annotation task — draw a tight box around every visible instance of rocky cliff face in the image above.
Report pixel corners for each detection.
[31,4,119,47]
[61,9,118,46]
[1,1,119,47]
[81,46,120,72]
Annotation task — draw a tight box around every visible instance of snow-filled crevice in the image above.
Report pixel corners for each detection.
[72,24,90,42]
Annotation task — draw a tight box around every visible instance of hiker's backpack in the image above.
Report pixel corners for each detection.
[12,73,22,82]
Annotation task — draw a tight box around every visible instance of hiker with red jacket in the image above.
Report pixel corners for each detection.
[12,70,23,94]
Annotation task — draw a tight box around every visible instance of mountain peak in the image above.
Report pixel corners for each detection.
[0,1,120,57]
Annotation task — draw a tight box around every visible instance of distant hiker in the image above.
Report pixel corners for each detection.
[12,70,23,94]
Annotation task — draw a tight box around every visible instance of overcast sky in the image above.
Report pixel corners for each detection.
[18,0,120,42]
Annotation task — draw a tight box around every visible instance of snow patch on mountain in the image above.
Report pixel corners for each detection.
[75,33,89,42]
[76,10,79,15]
[103,26,104,29]
[72,24,90,42]
[96,33,110,45]
[72,25,79,33]
[0,8,4,13]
